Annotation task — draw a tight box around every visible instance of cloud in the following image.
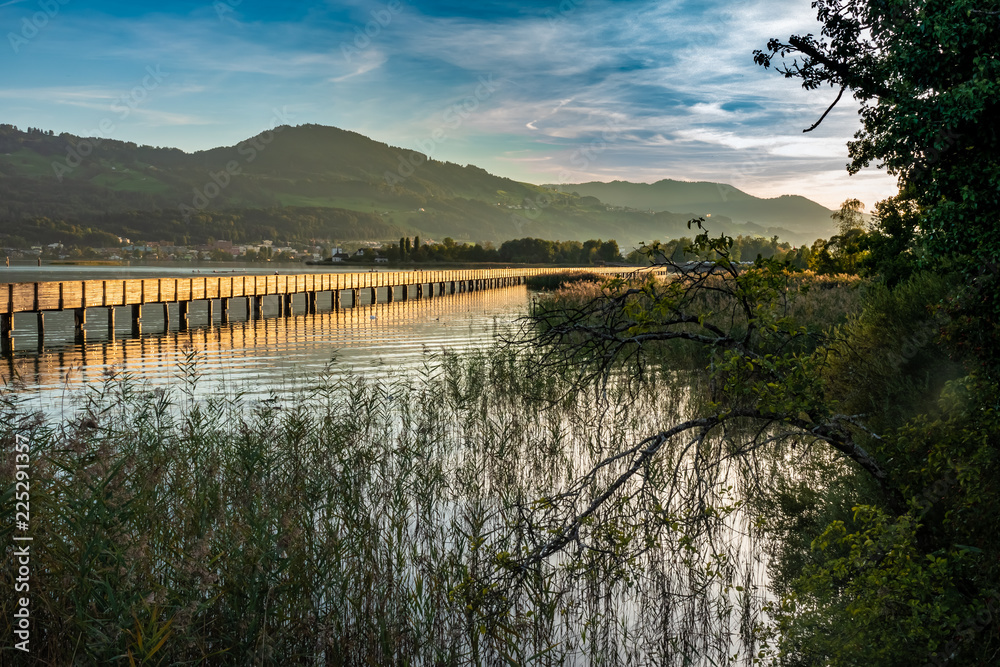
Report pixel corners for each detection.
[329,51,388,82]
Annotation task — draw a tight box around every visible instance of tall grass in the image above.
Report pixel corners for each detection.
[1,344,768,665]
[538,271,863,333]
[525,272,607,291]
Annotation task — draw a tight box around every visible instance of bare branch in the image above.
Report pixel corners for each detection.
[803,85,846,132]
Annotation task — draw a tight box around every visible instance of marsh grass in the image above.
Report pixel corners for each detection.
[539,272,862,331]
[531,271,863,372]
[2,343,768,666]
[525,272,607,291]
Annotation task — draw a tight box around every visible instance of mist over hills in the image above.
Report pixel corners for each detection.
[0,123,834,249]
[548,180,837,242]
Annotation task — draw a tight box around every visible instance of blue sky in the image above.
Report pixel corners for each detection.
[1,0,899,210]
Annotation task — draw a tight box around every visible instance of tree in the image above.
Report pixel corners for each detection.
[753,0,1000,265]
[743,2,1000,661]
[597,239,621,263]
[831,198,865,236]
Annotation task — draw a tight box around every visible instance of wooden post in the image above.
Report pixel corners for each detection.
[401,285,408,301]
[284,293,293,317]
[254,296,264,319]
[221,298,230,324]
[0,312,12,355]
[369,288,376,306]
[245,297,252,320]
[131,304,142,336]
[207,299,215,323]
[416,283,423,298]
[163,303,171,329]
[107,307,116,337]
[2,314,13,353]
[332,290,341,310]
[36,312,44,346]
[349,289,357,307]
[74,308,86,332]
[179,301,189,329]
[386,286,394,303]
[310,291,319,314]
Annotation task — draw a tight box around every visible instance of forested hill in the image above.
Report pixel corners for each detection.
[0,123,828,247]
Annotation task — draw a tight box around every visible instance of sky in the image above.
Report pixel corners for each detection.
[1,0,900,211]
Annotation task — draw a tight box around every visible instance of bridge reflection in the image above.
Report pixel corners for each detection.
[1,284,530,401]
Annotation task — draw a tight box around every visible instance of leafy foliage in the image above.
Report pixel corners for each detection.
[754,0,1000,265]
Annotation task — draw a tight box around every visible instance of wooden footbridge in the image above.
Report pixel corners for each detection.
[0,266,639,353]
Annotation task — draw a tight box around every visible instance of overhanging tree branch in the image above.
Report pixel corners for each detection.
[804,85,847,132]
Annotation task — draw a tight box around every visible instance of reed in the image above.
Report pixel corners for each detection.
[1,343,768,665]
[525,271,607,291]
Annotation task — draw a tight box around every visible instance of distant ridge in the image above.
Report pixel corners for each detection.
[547,180,837,242]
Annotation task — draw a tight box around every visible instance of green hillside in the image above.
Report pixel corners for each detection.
[0,124,832,248]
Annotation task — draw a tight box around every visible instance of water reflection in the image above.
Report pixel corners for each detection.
[3,286,528,411]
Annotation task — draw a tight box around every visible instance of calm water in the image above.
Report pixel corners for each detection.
[2,265,532,414]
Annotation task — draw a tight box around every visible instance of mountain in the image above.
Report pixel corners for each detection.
[548,180,837,244]
[0,123,831,249]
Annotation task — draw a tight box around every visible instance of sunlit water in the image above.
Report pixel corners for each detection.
[2,269,532,414]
